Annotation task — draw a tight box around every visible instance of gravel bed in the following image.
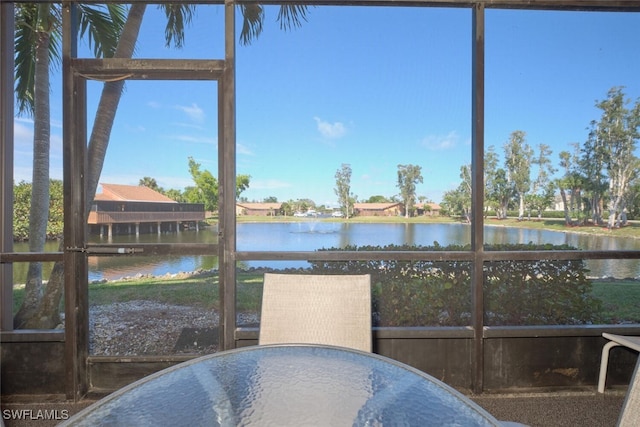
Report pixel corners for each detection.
[85,301,258,356]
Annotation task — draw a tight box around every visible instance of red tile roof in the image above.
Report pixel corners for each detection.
[354,202,401,210]
[96,183,177,203]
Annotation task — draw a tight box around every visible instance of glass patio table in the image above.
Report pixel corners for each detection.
[61,344,501,426]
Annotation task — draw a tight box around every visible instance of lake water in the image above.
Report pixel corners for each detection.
[13,222,640,282]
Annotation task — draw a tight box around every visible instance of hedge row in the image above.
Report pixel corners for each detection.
[309,243,602,327]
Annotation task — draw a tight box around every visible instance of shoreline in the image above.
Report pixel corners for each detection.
[85,266,640,286]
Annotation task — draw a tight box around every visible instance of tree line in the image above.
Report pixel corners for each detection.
[442,87,640,228]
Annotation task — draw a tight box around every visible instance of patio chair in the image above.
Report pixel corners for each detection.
[258,273,372,352]
[598,333,640,393]
[617,356,640,426]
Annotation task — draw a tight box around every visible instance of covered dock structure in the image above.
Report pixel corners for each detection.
[88,184,205,237]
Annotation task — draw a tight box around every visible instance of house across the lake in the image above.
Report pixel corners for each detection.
[88,183,205,237]
[236,202,282,216]
[354,202,402,217]
[416,202,442,216]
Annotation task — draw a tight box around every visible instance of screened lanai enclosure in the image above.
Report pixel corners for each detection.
[3,0,640,401]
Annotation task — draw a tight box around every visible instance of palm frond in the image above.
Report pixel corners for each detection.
[77,4,127,58]
[162,4,195,49]
[47,6,62,73]
[14,30,36,115]
[277,4,311,31]
[239,4,264,46]
[14,4,40,115]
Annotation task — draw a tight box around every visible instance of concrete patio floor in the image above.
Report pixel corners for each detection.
[471,391,626,426]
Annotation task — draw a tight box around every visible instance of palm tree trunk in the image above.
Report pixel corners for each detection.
[87,4,146,204]
[559,188,570,225]
[14,30,51,328]
[16,4,147,329]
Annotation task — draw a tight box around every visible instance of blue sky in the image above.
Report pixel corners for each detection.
[13,5,640,207]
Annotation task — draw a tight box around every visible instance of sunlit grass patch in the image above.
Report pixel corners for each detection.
[591,280,640,323]
[89,274,220,309]
[88,271,264,312]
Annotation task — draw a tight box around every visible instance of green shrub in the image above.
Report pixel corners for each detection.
[484,244,602,325]
[309,243,602,327]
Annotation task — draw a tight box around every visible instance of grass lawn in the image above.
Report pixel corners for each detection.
[87,271,265,314]
[591,280,640,323]
[484,217,640,239]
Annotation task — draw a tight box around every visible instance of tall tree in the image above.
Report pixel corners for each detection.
[396,164,423,218]
[441,186,466,219]
[581,123,608,225]
[14,4,309,329]
[334,163,353,219]
[504,130,533,219]
[525,143,556,219]
[185,157,219,212]
[236,174,251,199]
[490,168,513,219]
[483,145,501,217]
[590,87,640,228]
[556,143,583,225]
[13,4,126,328]
[184,157,250,211]
[531,144,555,196]
[457,164,472,222]
[441,166,473,221]
[15,4,55,319]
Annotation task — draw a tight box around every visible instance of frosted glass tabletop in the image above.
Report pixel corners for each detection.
[61,344,500,426]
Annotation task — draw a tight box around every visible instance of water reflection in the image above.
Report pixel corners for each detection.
[12,222,640,281]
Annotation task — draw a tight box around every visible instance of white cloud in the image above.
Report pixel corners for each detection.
[176,103,205,123]
[421,130,460,151]
[169,134,216,145]
[314,117,346,139]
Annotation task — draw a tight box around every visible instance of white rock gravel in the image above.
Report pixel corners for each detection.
[85,301,258,356]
